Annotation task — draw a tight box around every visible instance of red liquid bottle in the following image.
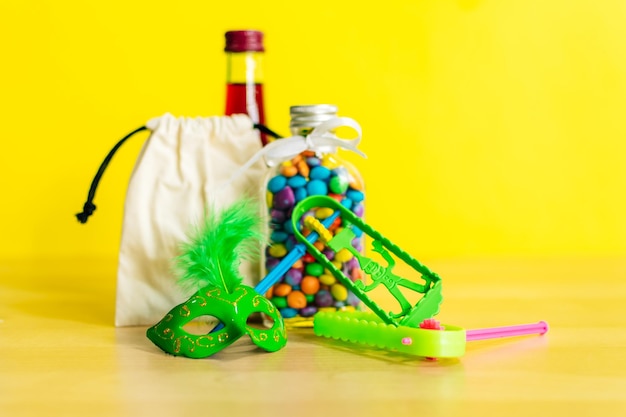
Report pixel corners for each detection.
[224,30,268,146]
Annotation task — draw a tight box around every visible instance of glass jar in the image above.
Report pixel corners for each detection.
[261,104,366,327]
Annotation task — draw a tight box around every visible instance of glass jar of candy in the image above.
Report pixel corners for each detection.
[262,104,366,327]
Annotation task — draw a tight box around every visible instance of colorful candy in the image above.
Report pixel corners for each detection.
[334,248,353,263]
[273,283,292,297]
[264,152,365,321]
[305,262,324,277]
[287,291,307,309]
[301,276,320,294]
[330,283,348,301]
[319,273,336,286]
[329,176,349,194]
[268,243,287,258]
[314,289,334,307]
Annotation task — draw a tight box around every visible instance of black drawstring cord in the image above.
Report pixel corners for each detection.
[76,123,280,224]
[254,123,283,139]
[76,125,148,224]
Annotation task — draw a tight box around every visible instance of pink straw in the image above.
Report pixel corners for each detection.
[466,321,549,342]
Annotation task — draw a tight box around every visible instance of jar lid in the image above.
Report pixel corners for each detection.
[290,104,338,130]
[224,30,265,52]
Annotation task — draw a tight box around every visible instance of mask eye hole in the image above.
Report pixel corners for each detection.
[263,316,276,329]
[246,313,275,329]
[183,315,221,335]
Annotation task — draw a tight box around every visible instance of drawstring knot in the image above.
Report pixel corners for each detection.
[76,202,96,223]
[75,125,148,224]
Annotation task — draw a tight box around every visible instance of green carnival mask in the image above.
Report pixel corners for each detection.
[147,284,286,358]
[146,199,287,359]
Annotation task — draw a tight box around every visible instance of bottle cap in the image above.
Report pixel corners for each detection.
[225,30,265,52]
[290,104,338,131]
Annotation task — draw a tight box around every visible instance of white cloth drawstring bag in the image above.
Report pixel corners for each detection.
[76,113,268,326]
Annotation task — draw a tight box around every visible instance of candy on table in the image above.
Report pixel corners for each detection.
[265,151,365,320]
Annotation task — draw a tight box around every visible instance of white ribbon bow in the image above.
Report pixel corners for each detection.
[263,116,365,166]
[224,116,366,188]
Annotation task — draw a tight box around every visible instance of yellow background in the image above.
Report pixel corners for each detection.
[1,0,625,262]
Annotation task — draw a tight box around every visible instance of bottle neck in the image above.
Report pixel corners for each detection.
[225,51,267,145]
[226,51,264,84]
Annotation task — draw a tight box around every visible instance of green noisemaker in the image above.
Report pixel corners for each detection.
[292,196,549,359]
[291,195,443,328]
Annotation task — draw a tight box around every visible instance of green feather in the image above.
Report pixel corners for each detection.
[176,198,264,294]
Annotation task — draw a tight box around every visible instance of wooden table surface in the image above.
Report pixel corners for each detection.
[1,257,625,416]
